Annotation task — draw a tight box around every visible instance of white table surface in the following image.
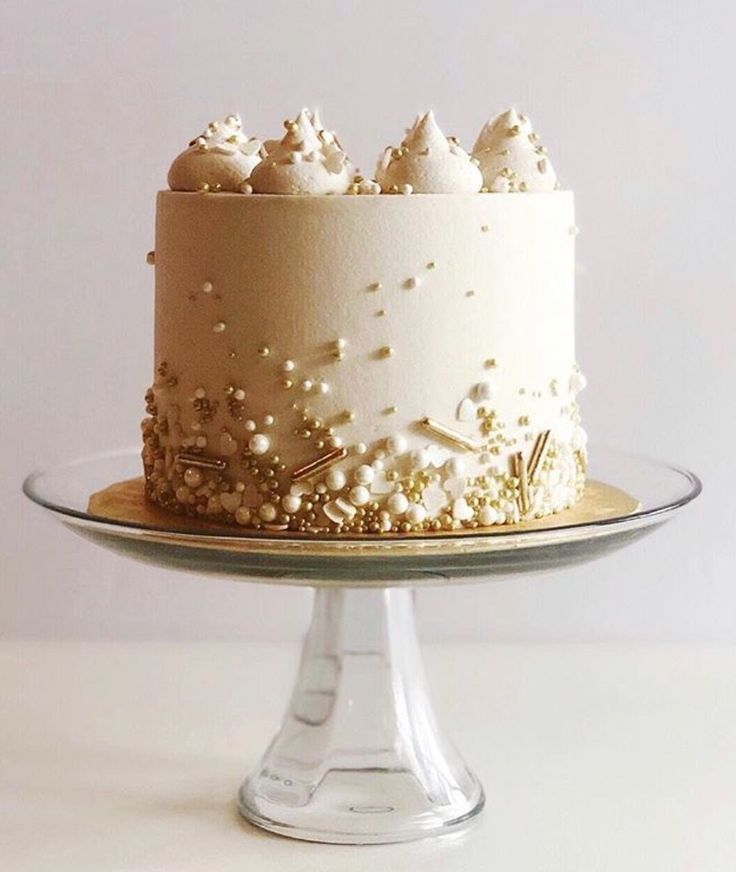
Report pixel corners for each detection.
[2,640,735,871]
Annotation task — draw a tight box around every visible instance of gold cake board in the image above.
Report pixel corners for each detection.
[88,477,639,540]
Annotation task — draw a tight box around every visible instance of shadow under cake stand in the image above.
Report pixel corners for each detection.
[23,446,700,845]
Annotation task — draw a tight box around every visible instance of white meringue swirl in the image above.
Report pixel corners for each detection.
[249,110,352,195]
[167,114,263,193]
[472,108,558,193]
[376,111,482,194]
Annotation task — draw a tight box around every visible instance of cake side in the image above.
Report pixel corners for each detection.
[142,192,587,535]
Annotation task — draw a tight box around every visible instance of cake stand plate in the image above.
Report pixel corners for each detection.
[23,447,700,844]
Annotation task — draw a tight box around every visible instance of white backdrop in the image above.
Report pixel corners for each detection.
[1,0,733,641]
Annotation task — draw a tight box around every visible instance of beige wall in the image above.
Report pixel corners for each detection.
[2,0,733,640]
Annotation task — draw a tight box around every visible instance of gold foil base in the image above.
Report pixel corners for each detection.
[88,478,640,539]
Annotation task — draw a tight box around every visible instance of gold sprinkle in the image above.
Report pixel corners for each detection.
[146,250,155,265]
[384,406,398,415]
[481,225,490,233]
[484,358,497,369]
[512,452,530,513]
[342,409,356,422]
[368,282,382,292]
[376,309,386,317]
[281,378,293,389]
[427,261,437,270]
[466,290,476,297]
[291,447,348,482]
[257,346,271,357]
[379,345,394,358]
[419,417,481,452]
[527,430,551,480]
[175,453,226,471]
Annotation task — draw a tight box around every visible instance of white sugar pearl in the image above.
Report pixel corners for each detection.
[245,419,256,432]
[327,436,344,449]
[387,492,409,516]
[235,506,251,525]
[281,359,295,372]
[233,389,245,401]
[282,494,301,514]
[371,459,384,472]
[259,503,277,522]
[478,505,498,526]
[248,433,270,455]
[386,435,407,455]
[300,379,313,392]
[444,457,466,477]
[349,485,371,506]
[354,464,375,485]
[316,381,330,395]
[183,468,202,488]
[263,414,275,426]
[326,469,346,491]
[405,503,427,525]
[409,448,429,471]
[473,381,493,401]
[355,442,368,455]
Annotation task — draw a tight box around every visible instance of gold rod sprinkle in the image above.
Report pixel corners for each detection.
[291,447,348,482]
[419,417,481,452]
[175,453,227,471]
[515,451,530,514]
[527,429,551,480]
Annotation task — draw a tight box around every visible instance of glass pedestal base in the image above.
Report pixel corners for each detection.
[238,587,483,843]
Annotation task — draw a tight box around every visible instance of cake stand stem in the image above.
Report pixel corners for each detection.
[238,586,484,844]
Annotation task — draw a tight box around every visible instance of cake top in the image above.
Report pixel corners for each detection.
[166,107,561,196]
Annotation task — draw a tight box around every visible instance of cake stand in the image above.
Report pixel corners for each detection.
[22,446,700,845]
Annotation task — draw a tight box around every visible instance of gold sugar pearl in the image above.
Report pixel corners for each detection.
[258,346,271,357]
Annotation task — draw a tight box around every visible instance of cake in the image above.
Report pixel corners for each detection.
[141,108,587,535]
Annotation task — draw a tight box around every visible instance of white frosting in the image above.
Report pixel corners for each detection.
[250,110,352,195]
[149,191,583,532]
[376,111,482,194]
[168,115,263,193]
[472,108,558,193]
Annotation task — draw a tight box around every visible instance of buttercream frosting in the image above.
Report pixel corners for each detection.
[250,110,352,195]
[167,114,263,193]
[376,111,483,194]
[472,108,558,192]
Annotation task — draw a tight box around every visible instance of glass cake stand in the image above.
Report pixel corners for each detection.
[23,447,700,845]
